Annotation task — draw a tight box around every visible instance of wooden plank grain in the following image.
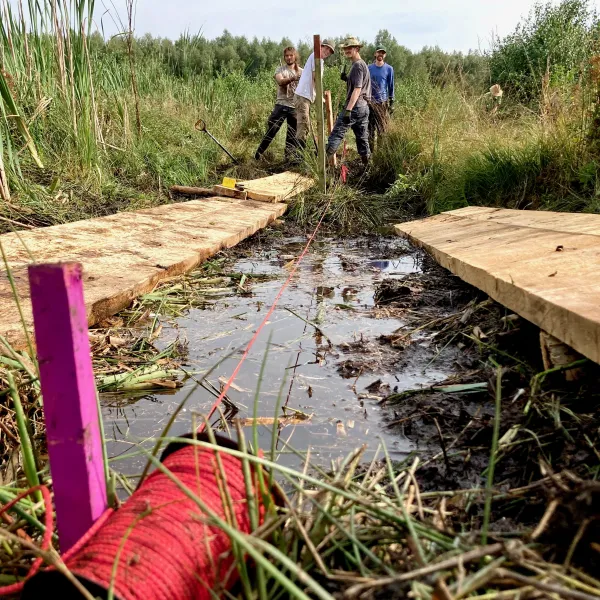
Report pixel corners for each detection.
[395,208,600,364]
[238,172,314,202]
[0,196,286,351]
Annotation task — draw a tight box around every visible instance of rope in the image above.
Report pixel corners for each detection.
[200,194,333,430]
[0,485,54,597]
[23,444,266,600]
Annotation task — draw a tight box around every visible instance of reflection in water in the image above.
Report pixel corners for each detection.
[103,237,447,478]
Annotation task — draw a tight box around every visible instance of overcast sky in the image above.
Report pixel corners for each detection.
[85,0,600,53]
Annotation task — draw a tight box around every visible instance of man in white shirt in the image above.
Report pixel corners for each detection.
[293,39,335,151]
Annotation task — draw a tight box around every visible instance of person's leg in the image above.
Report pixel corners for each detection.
[295,96,310,146]
[377,102,389,137]
[379,102,390,135]
[284,108,298,159]
[368,105,376,151]
[351,105,371,163]
[326,112,351,157]
[255,104,285,159]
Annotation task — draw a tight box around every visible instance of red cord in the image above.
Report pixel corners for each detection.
[0,485,54,596]
[200,196,333,430]
[51,444,264,600]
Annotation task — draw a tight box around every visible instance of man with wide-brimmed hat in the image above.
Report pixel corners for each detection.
[326,36,371,166]
[294,39,335,152]
[368,46,395,150]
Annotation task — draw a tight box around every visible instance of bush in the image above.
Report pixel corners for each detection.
[490,0,598,101]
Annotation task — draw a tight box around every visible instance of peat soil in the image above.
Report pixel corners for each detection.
[372,250,600,573]
[99,221,600,575]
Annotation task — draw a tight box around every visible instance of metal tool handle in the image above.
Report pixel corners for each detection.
[194,119,237,163]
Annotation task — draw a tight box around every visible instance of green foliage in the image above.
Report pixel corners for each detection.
[490,0,598,100]
[432,137,584,212]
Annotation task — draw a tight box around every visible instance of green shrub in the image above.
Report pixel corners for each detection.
[490,0,598,101]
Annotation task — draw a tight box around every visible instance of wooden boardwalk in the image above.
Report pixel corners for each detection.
[395,207,600,364]
[0,172,311,351]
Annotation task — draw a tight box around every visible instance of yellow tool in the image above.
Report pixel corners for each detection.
[222,177,236,189]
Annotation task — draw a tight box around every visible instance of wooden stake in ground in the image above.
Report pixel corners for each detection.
[324,90,337,168]
[29,263,107,552]
[313,35,326,193]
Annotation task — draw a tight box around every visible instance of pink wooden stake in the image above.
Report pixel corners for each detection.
[29,263,107,552]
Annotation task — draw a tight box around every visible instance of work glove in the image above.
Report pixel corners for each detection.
[388,99,395,114]
[343,110,352,125]
[341,65,348,82]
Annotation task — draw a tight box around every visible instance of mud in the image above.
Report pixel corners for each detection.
[103,224,600,557]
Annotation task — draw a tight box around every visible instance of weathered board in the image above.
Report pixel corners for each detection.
[238,172,314,203]
[395,206,600,364]
[0,197,286,351]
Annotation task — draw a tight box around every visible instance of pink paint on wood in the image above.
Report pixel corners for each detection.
[28,263,107,553]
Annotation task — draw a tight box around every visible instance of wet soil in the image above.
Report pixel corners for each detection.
[371,252,600,571]
[103,230,454,476]
[102,224,600,571]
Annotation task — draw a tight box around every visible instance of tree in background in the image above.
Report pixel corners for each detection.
[490,0,599,101]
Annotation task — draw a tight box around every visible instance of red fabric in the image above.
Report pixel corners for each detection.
[64,445,262,600]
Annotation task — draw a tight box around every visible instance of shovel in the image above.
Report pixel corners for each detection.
[195,119,238,163]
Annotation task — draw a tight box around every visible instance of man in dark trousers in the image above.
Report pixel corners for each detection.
[326,36,372,166]
[368,46,395,150]
[254,47,303,161]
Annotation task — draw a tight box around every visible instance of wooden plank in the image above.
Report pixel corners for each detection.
[324,90,337,167]
[245,190,281,203]
[395,207,600,364]
[0,196,286,350]
[314,35,327,193]
[447,206,600,236]
[238,171,314,203]
[212,185,248,200]
[29,263,107,552]
[169,185,214,197]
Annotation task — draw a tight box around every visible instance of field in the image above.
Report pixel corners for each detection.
[1,0,600,597]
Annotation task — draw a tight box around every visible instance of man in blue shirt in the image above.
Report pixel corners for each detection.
[368,46,395,150]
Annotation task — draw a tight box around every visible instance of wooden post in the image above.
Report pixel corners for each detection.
[28,262,107,552]
[313,34,327,193]
[324,90,337,167]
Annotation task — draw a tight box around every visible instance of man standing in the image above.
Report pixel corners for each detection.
[368,46,395,150]
[326,36,371,166]
[255,47,303,160]
[294,39,335,152]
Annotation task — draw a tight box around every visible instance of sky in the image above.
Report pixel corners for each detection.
[91,0,600,53]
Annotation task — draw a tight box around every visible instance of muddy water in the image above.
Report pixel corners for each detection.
[104,236,452,475]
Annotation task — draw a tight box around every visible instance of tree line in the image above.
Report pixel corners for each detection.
[85,0,600,101]
[89,29,489,88]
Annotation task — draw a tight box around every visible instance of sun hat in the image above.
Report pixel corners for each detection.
[490,84,503,98]
[321,39,335,52]
[340,36,363,49]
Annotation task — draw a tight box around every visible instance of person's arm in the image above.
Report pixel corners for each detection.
[342,87,362,123]
[275,69,299,86]
[346,87,362,111]
[388,67,395,101]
